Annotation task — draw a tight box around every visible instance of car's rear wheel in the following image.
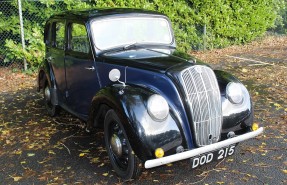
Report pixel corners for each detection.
[104,109,142,180]
[43,82,59,117]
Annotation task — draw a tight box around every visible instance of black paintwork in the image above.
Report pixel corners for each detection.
[50,8,167,21]
[38,8,254,162]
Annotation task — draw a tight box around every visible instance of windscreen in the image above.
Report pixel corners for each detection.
[91,17,173,50]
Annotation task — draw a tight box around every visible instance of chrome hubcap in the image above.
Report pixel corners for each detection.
[110,134,122,157]
[44,87,51,102]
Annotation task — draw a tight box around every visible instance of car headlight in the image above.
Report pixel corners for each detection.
[147,94,169,121]
[226,82,244,104]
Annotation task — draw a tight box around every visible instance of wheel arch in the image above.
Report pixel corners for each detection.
[87,85,183,162]
[37,69,48,92]
[37,60,55,92]
[88,89,151,161]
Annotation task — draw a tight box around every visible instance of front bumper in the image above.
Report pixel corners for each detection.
[144,127,263,169]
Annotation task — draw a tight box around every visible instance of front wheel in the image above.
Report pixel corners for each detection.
[104,110,142,180]
[43,82,59,117]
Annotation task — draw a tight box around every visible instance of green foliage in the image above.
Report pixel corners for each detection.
[4,40,23,63]
[0,0,63,68]
[189,0,280,49]
[271,0,287,34]
[0,0,285,69]
[5,26,44,68]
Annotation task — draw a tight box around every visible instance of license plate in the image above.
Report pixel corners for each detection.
[191,145,236,168]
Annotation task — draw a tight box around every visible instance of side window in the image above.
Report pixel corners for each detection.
[55,22,65,49]
[70,23,89,53]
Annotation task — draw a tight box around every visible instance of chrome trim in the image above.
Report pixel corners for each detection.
[110,134,122,157]
[180,65,222,146]
[85,66,95,71]
[144,127,264,169]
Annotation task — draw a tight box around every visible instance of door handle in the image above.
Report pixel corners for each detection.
[85,66,95,71]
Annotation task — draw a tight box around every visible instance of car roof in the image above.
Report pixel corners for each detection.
[49,8,166,21]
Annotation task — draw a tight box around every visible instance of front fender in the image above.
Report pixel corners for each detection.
[214,70,253,139]
[88,84,183,161]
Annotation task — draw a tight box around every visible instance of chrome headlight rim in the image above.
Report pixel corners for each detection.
[226,82,244,104]
[147,94,169,121]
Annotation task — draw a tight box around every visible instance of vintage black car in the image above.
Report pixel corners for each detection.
[37,8,263,180]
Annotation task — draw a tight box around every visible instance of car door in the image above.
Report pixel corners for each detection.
[47,21,67,100]
[65,22,100,116]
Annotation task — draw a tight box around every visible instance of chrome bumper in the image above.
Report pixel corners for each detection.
[144,127,264,169]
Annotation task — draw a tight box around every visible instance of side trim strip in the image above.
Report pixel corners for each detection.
[144,127,264,169]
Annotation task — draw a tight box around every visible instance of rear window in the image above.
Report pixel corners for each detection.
[55,22,65,49]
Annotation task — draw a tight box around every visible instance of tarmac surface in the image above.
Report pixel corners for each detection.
[0,36,286,184]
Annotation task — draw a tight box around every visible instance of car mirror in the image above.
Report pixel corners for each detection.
[109,69,121,82]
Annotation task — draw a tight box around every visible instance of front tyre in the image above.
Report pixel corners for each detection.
[43,82,59,117]
[104,110,142,180]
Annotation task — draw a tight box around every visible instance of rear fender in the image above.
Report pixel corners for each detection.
[37,60,58,105]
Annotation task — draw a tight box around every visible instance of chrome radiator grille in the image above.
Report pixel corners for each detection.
[180,65,222,146]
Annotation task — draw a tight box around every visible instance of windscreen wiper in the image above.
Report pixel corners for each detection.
[123,42,139,50]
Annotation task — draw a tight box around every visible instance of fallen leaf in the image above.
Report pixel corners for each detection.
[15,150,22,155]
[38,176,47,181]
[273,103,283,110]
[79,153,85,157]
[27,153,35,157]
[48,150,56,155]
[216,182,225,185]
[102,173,109,176]
[242,68,248,73]
[20,161,26,164]
[227,159,234,162]
[6,139,11,144]
[90,157,99,163]
[12,176,22,182]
